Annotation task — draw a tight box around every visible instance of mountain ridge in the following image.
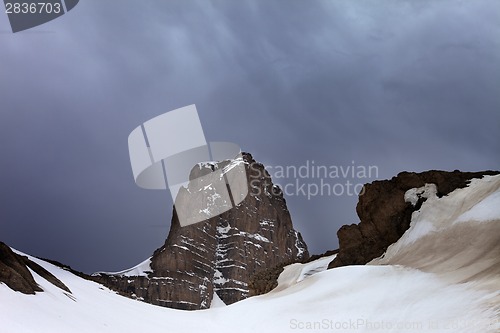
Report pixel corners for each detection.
[1,173,499,332]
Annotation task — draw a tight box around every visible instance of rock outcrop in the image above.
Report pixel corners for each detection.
[328,170,499,269]
[94,153,308,310]
[0,242,71,294]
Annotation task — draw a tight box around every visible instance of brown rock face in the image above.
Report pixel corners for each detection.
[0,242,41,294]
[94,153,308,310]
[328,170,499,269]
[0,241,71,294]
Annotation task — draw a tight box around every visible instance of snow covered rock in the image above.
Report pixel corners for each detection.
[93,153,308,310]
[329,170,499,269]
[370,174,500,302]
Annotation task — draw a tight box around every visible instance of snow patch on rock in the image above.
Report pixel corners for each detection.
[404,183,438,206]
[93,257,153,277]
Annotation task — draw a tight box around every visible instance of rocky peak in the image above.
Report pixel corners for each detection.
[94,152,308,309]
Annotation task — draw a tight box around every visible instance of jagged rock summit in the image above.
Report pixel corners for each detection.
[94,153,308,310]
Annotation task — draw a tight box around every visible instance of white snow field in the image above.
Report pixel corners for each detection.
[1,175,499,333]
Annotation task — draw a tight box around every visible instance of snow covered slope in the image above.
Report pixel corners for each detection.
[1,175,499,333]
[371,175,500,304]
[1,251,497,333]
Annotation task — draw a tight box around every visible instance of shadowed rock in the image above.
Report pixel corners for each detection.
[0,242,71,294]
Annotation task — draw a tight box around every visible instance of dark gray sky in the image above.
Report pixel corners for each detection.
[1,0,499,273]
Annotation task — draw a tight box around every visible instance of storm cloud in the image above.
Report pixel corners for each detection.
[1,0,499,273]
